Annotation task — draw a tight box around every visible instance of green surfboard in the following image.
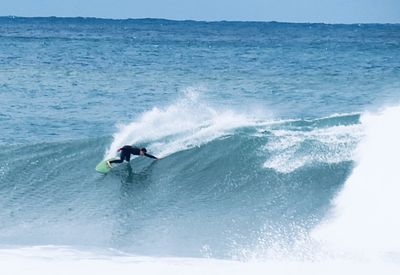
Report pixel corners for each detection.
[95,158,118,174]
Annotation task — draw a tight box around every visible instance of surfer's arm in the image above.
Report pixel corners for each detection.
[144,153,158,160]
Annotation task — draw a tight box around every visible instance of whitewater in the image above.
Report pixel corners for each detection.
[1,17,400,274]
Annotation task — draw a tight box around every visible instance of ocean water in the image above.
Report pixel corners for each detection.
[1,17,400,274]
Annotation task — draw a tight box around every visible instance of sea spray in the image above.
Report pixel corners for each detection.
[105,91,260,158]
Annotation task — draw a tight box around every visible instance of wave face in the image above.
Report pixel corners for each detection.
[0,95,362,258]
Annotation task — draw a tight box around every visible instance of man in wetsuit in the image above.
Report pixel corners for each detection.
[107,145,158,168]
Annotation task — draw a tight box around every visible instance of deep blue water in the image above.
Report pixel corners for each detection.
[0,17,399,259]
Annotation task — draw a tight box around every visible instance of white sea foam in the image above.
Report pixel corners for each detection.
[313,104,400,257]
[1,246,400,275]
[263,124,363,173]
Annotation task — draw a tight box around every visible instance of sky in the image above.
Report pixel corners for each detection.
[1,0,400,23]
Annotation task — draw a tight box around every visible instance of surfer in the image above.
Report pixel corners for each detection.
[107,145,158,168]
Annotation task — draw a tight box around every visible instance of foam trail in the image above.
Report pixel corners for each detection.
[106,91,259,158]
[313,105,400,256]
[263,124,363,173]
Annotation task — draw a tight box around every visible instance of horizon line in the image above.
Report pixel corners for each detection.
[1,15,399,26]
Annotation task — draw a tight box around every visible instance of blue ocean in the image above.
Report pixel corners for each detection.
[1,17,400,274]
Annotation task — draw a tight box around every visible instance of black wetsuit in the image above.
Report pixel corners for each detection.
[110,145,157,164]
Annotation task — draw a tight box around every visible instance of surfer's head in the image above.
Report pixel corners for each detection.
[140,148,147,156]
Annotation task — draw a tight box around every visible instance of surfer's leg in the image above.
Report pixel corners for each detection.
[110,150,129,164]
[108,151,131,167]
[108,156,124,168]
[109,159,123,164]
